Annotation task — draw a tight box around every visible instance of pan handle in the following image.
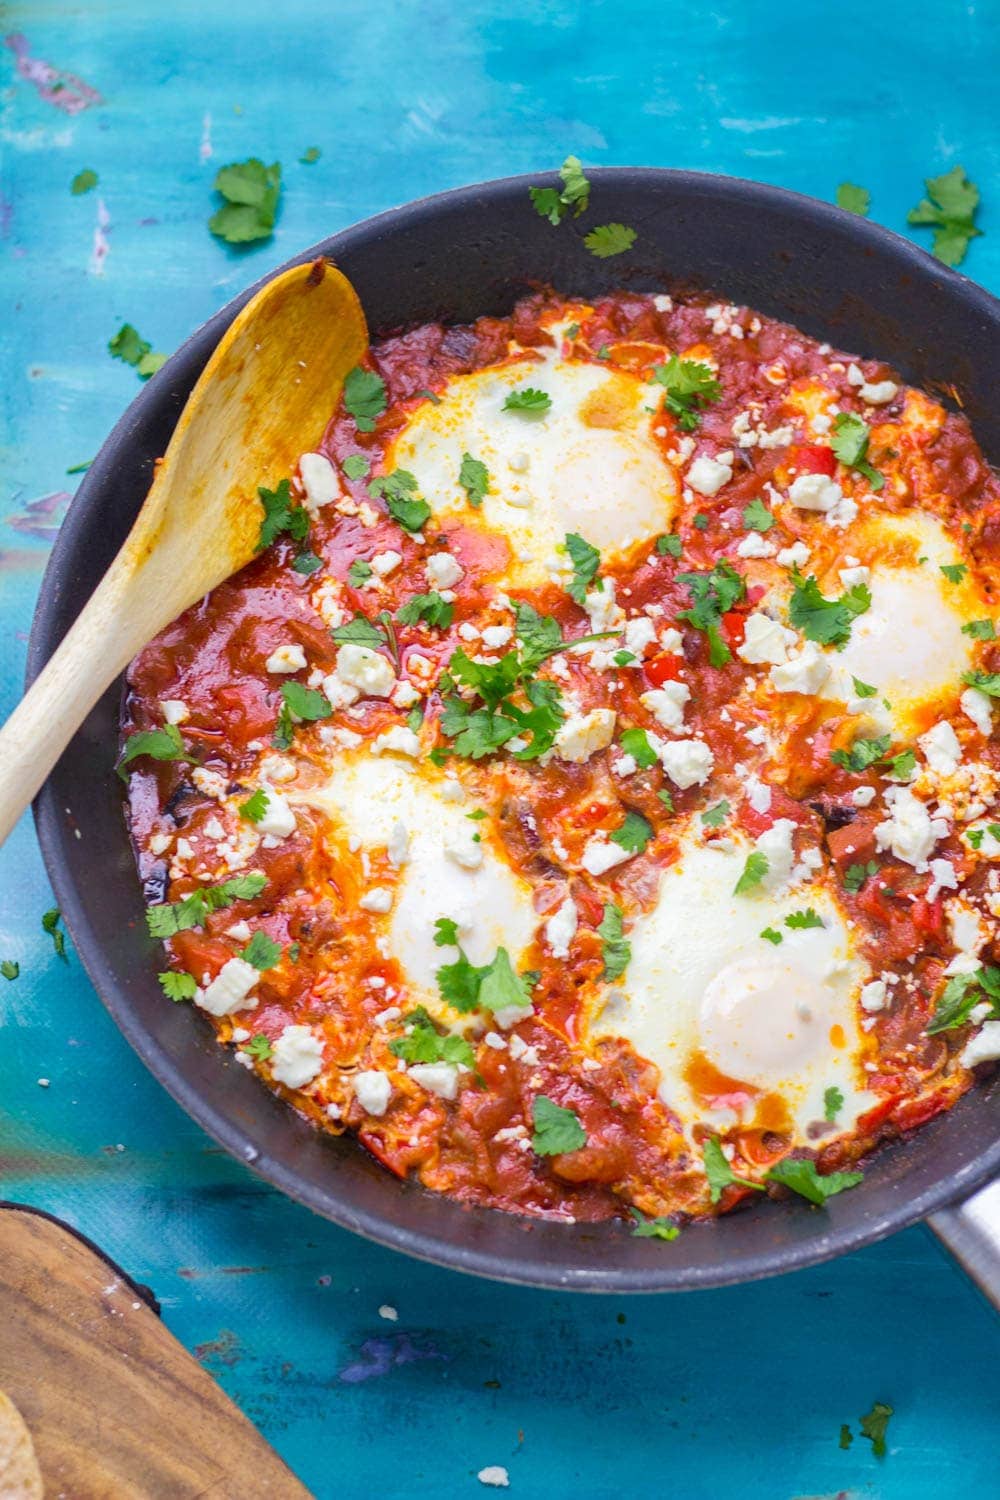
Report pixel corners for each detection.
[927,1179,1000,1310]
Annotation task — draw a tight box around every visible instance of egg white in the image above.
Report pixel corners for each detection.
[387,350,679,588]
[587,829,876,1144]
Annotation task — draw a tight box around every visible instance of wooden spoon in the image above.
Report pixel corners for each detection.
[0,259,368,848]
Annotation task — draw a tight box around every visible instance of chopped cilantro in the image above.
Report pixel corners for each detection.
[836,182,871,216]
[299,146,321,165]
[478,947,533,1017]
[343,367,387,432]
[651,357,721,432]
[459,452,490,507]
[528,155,591,224]
[41,908,67,962]
[831,412,884,490]
[676,559,745,665]
[434,917,460,947]
[255,478,310,554]
[108,323,168,380]
[734,851,769,895]
[859,1401,893,1458]
[830,733,891,773]
[159,971,197,1001]
[1,959,19,981]
[71,168,98,195]
[243,1034,274,1060]
[839,1425,854,1451]
[565,532,601,605]
[609,810,654,855]
[292,550,322,575]
[145,873,267,939]
[962,670,1000,697]
[598,903,631,980]
[503,387,552,415]
[118,723,193,778]
[786,908,824,930]
[907,165,981,266]
[852,675,878,697]
[369,469,430,532]
[619,727,659,769]
[788,569,871,648]
[396,591,454,629]
[209,158,281,244]
[767,1156,863,1204]
[927,964,1000,1034]
[882,749,916,780]
[656,533,682,558]
[348,558,373,586]
[941,562,968,584]
[390,1014,475,1068]
[701,800,730,827]
[703,1137,763,1203]
[342,453,371,481]
[962,618,996,639]
[273,680,331,749]
[657,789,674,812]
[844,860,878,893]
[742,498,774,532]
[239,788,270,823]
[761,927,783,945]
[241,931,282,970]
[693,513,709,531]
[584,223,637,258]
[630,1212,679,1241]
[531,1096,587,1156]
[824,1085,844,1121]
[331,613,387,648]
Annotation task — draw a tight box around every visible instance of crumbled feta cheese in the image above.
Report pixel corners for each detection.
[390,679,420,709]
[508,451,530,473]
[444,835,484,871]
[624,617,658,656]
[334,644,396,697]
[853,786,877,807]
[875,786,939,868]
[960,1021,1000,1068]
[354,1070,392,1115]
[838,565,870,590]
[271,1025,324,1088]
[149,833,172,856]
[255,788,297,839]
[481,624,513,649]
[788,473,843,512]
[860,979,887,1013]
[920,720,962,778]
[860,378,898,405]
[387,822,410,868]
[581,836,632,876]
[770,641,830,695]
[425,552,464,590]
[737,531,775,559]
[371,549,403,578]
[196,957,259,1018]
[359,887,394,913]
[408,1061,461,1099]
[371,726,421,758]
[927,858,959,900]
[777,541,811,568]
[545,898,578,959]
[640,681,691,732]
[738,612,794,666]
[961,687,993,738]
[658,626,684,654]
[259,753,296,784]
[265,643,307,675]
[554,707,616,763]
[161,699,189,725]
[611,752,638,778]
[192,767,228,800]
[657,737,714,789]
[755,818,796,889]
[299,451,340,511]
[653,293,672,312]
[687,452,733,496]
[583,581,624,634]
[378,1304,398,1321]
[745,776,772,813]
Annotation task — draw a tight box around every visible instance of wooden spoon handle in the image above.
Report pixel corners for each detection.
[0,565,141,847]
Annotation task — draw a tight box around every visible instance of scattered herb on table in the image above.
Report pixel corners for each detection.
[209,158,282,244]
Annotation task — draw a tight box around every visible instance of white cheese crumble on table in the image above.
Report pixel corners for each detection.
[477,1468,510,1490]
[271,1025,324,1088]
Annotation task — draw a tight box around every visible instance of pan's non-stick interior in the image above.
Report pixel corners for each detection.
[29,170,1000,1290]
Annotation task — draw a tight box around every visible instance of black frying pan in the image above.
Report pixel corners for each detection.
[27,169,1000,1296]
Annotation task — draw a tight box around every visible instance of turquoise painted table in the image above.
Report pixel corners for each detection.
[3,2,1000,1494]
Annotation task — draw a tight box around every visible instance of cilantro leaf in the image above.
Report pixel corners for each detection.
[788,570,871,648]
[619,727,659,769]
[742,498,774,532]
[531,1096,587,1155]
[656,533,682,558]
[907,165,981,266]
[299,146,321,165]
[610,810,654,855]
[761,927,783,945]
[436,948,485,1013]
[651,357,722,432]
[830,412,884,490]
[71,168,98,195]
[940,562,967,584]
[734,851,769,895]
[368,469,431,532]
[209,158,281,244]
[962,671,1000,697]
[830,733,891,773]
[844,860,878,893]
[146,873,266,939]
[767,1156,863,1204]
[343,366,387,432]
[118,723,193,778]
[927,965,1000,1034]
[41,907,68,962]
[859,1402,893,1458]
[786,908,824,930]
[241,931,282,970]
[839,1425,854,1451]
[255,478,310,554]
[434,917,459,946]
[348,559,373,586]
[243,1034,274,1060]
[1,960,19,981]
[342,453,371,481]
[824,1085,844,1121]
[239,788,270,823]
[701,800,730,828]
[584,223,637,258]
[390,1015,475,1068]
[598,903,631,980]
[836,182,871,216]
[503,387,552,415]
[396,591,454,629]
[459,452,490,507]
[565,532,601,605]
[159,971,197,1001]
[630,1212,679,1241]
[962,618,995,639]
[331,613,387,648]
[703,1137,763,1203]
[109,323,167,380]
[529,155,591,224]
[852,675,878,697]
[676,560,745,664]
[882,749,916,781]
[273,680,331,749]
[477,948,533,1018]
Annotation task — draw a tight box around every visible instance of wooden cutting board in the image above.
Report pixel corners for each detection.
[0,1204,313,1499]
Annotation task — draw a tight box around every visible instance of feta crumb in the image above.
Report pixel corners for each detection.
[838,565,870,590]
[788,473,843,512]
[581,836,632,876]
[161,699,190,725]
[359,887,394,913]
[611,752,637,778]
[770,641,830,695]
[658,737,714,789]
[961,1020,1000,1067]
[387,822,410,868]
[444,834,484,871]
[371,549,403,578]
[408,1061,461,1099]
[299,451,340,511]
[961,687,993,738]
[687,452,733,496]
[640,681,691,732]
[554,707,616,763]
[777,541,811,569]
[853,786,877,807]
[196,958,259,1018]
[860,979,887,1013]
[378,1304,398,1321]
[927,858,959,900]
[624,617,658,656]
[755,818,797,889]
[860,378,898,405]
[875,786,938,868]
[354,1070,392,1115]
[390,679,420,709]
[545,898,578,959]
[265,643,308,675]
[477,1467,510,1489]
[738,612,794,666]
[371,725,421,758]
[271,1025,324,1088]
[334,644,396,697]
[425,552,464,590]
[481,624,513,648]
[255,788,297,839]
[737,531,775,559]
[920,720,962,778]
